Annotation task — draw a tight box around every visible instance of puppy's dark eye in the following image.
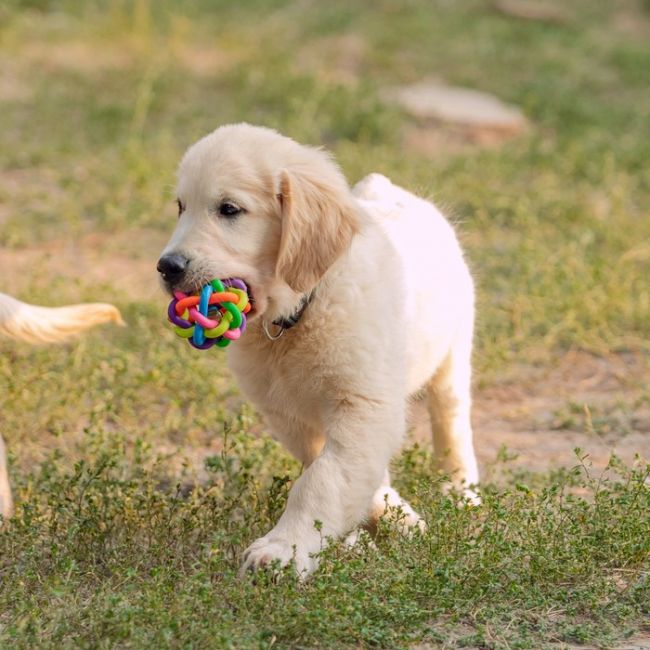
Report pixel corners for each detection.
[219,202,242,218]
[176,199,185,218]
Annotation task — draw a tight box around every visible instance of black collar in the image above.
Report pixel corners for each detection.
[272,290,315,330]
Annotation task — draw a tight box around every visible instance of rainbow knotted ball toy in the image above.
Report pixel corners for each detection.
[167,278,251,350]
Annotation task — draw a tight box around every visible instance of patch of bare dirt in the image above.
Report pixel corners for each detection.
[410,349,650,476]
[21,42,135,73]
[0,228,167,302]
[172,44,243,78]
[489,0,570,24]
[17,39,241,78]
[614,7,650,40]
[403,123,521,157]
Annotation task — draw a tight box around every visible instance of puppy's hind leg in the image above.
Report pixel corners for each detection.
[364,470,425,536]
[426,329,479,500]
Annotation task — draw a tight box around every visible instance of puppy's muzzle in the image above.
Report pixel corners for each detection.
[157,253,190,284]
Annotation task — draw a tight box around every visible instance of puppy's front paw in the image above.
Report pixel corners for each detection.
[239,534,319,579]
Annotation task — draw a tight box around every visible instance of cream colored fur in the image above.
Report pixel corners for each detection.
[0,292,123,344]
[0,292,124,519]
[160,123,479,576]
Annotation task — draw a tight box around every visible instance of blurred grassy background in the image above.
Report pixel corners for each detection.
[1,0,649,371]
[0,1,649,647]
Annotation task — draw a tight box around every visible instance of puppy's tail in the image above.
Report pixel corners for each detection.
[0,292,125,344]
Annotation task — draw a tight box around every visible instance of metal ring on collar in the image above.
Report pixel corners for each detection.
[262,320,285,341]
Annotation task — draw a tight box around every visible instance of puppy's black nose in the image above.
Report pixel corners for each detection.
[157,254,189,281]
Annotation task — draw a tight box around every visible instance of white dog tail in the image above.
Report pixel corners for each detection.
[0,292,124,344]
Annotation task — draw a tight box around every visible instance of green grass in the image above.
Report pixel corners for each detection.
[1,0,649,647]
[1,429,649,649]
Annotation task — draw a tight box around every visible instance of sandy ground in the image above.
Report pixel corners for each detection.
[411,349,649,476]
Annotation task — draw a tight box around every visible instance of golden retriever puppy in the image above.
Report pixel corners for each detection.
[158,124,479,576]
[0,293,123,518]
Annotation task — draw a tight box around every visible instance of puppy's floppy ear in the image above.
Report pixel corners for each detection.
[276,166,360,293]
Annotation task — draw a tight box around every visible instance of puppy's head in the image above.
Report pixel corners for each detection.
[158,123,359,320]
